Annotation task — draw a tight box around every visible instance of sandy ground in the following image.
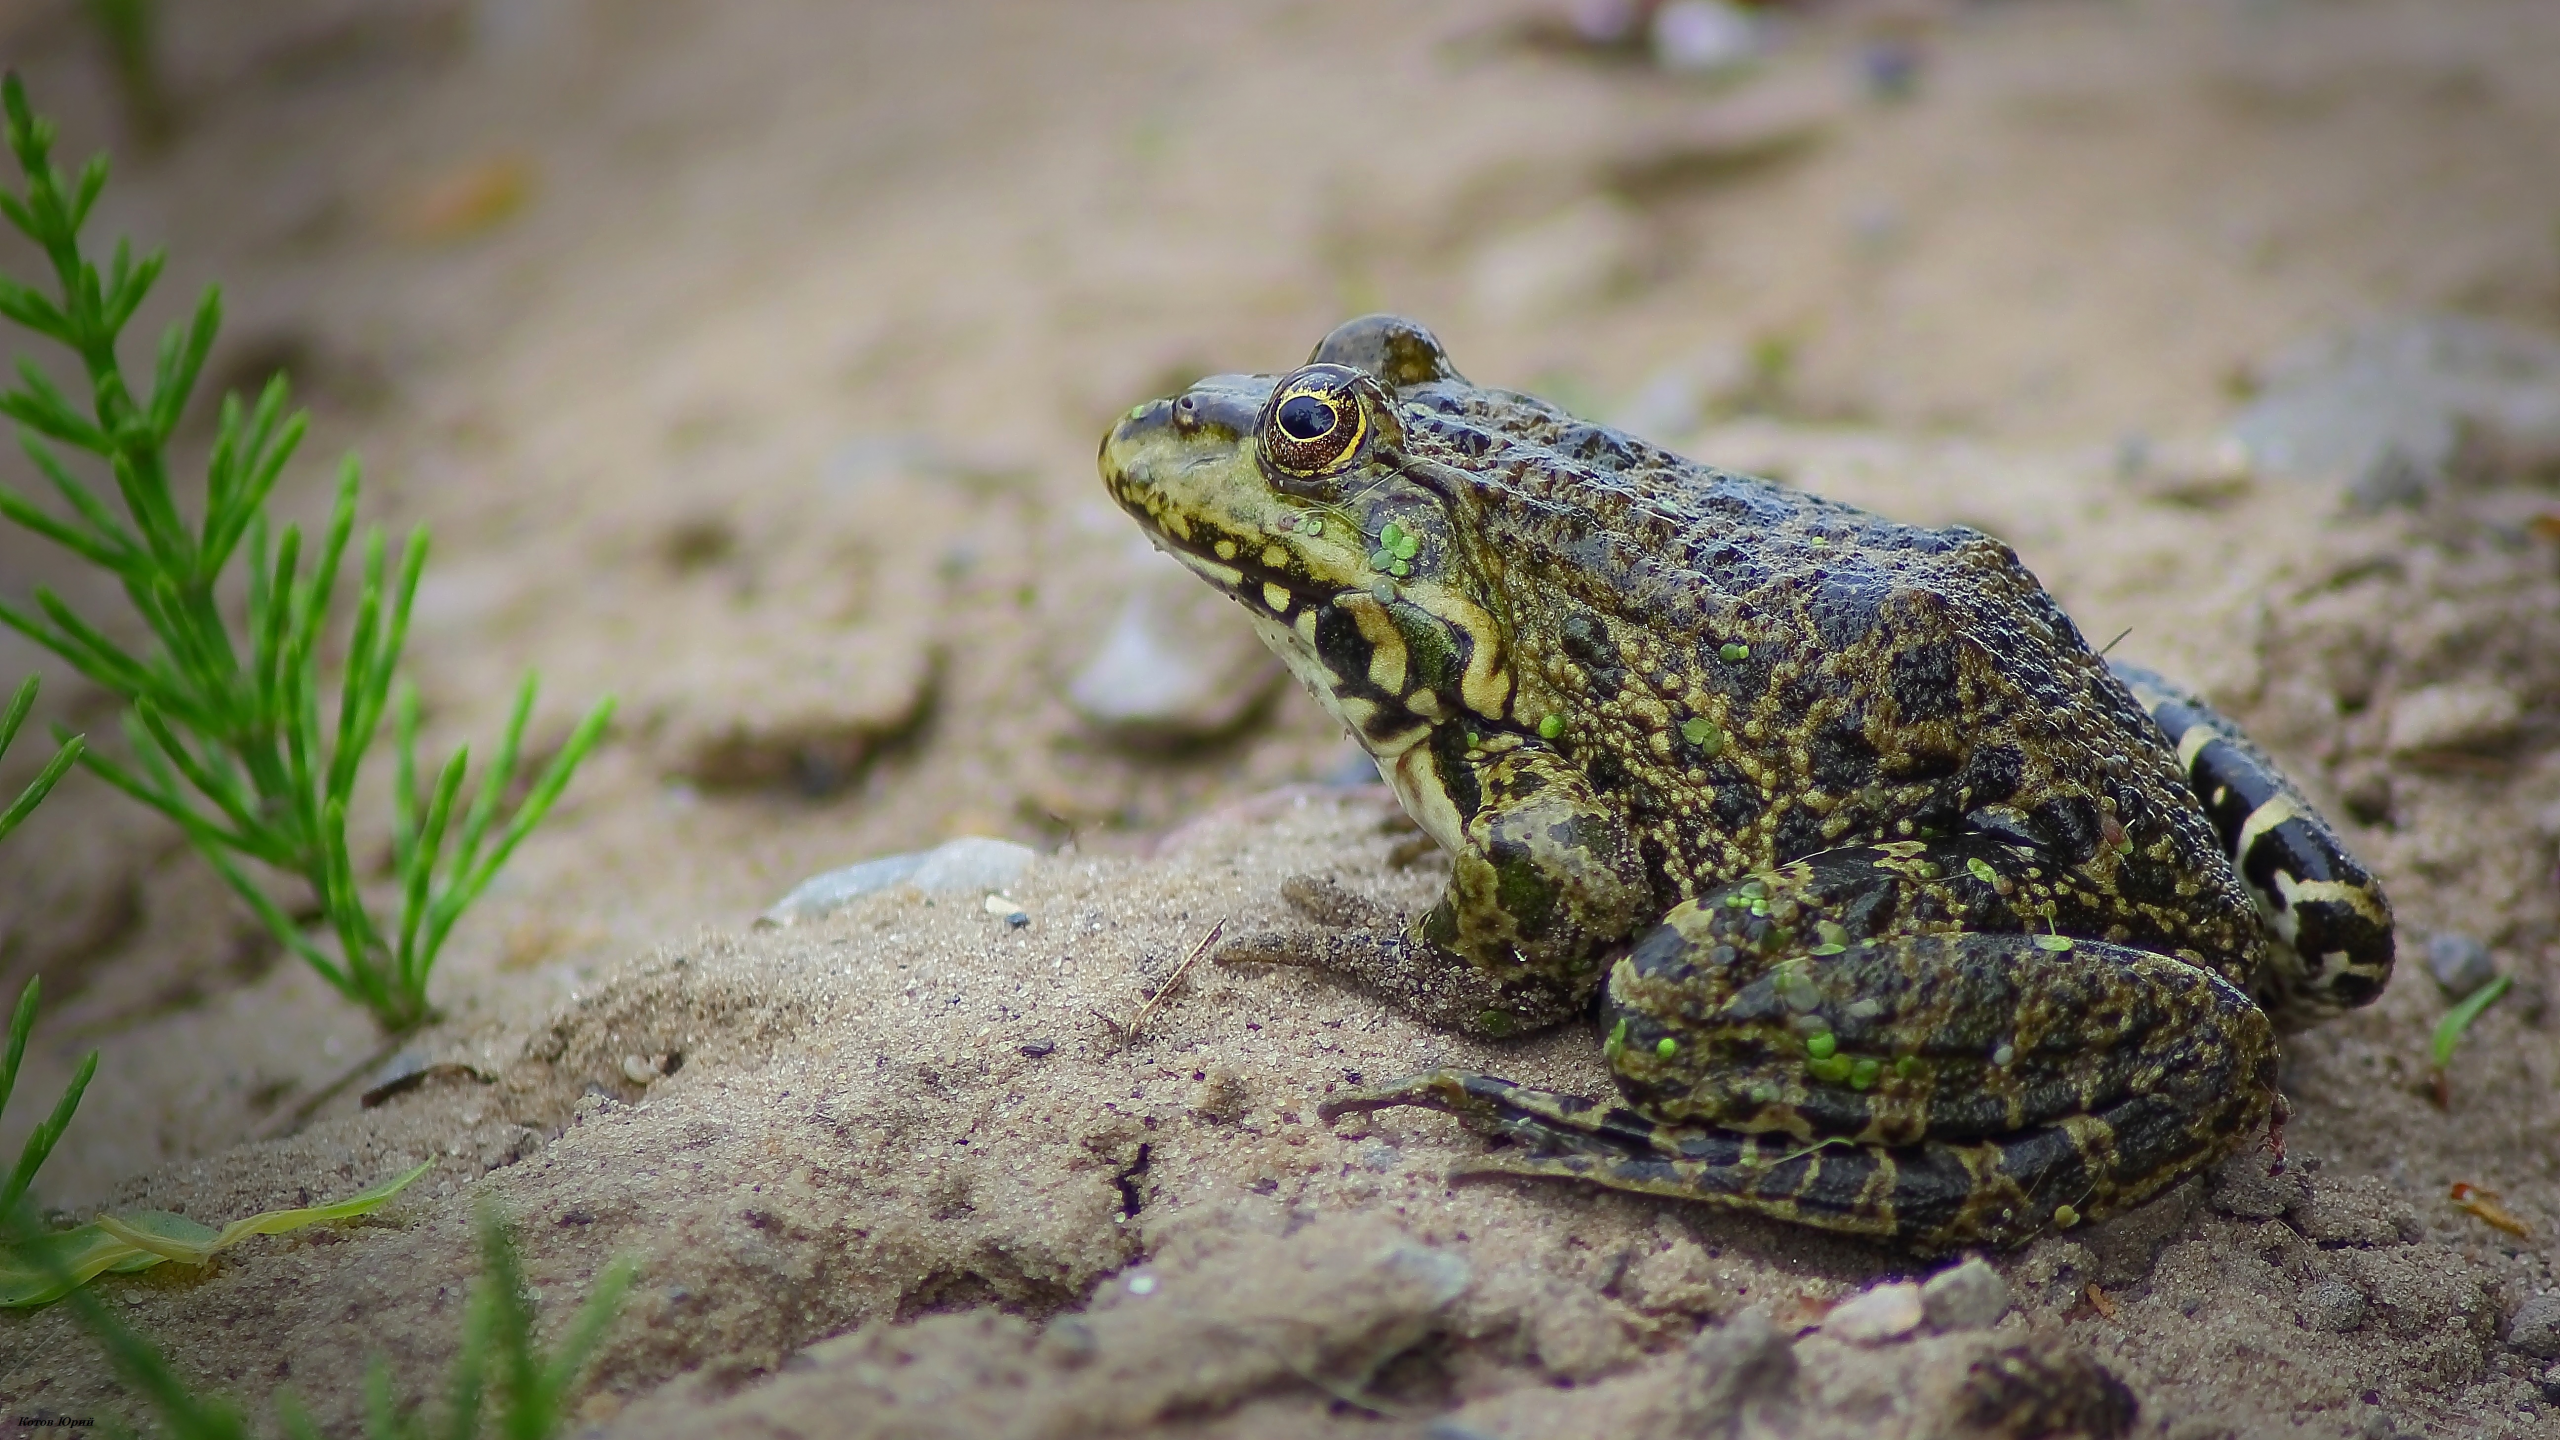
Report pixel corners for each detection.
[4,0,2560,1434]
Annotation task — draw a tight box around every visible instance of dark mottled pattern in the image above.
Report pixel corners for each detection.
[1101,314,2390,1252]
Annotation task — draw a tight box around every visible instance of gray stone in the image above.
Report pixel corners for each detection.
[2508,1294,2560,1359]
[1066,546,1283,742]
[2229,313,2560,508]
[2424,932,2500,998]
[2207,1150,2308,1220]
[763,836,1036,925]
[1922,1257,2012,1332]
[2300,1278,2367,1333]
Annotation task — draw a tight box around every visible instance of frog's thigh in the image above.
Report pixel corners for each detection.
[2110,660,2395,1021]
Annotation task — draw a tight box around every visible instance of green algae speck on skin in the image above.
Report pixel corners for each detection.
[1719,643,1750,663]
[1655,1037,1678,1059]
[1538,713,1565,740]
[1967,857,1999,884]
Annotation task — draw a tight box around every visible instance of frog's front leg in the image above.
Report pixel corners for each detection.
[1218,741,1648,1038]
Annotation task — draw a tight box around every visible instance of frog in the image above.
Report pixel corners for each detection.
[1097,314,2395,1253]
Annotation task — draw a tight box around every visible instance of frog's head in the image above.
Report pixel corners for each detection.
[1099,316,1516,752]
[1103,316,1464,588]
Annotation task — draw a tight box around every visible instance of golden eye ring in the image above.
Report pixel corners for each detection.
[1258,363,1374,482]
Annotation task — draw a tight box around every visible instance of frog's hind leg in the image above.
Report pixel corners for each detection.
[2109,661,2395,1021]
[1322,1068,2244,1254]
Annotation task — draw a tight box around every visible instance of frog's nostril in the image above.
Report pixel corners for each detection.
[1174,394,1199,429]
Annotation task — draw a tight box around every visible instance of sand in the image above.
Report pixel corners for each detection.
[4,1,2560,1435]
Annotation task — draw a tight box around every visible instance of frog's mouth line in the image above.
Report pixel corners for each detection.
[1149,527,1335,627]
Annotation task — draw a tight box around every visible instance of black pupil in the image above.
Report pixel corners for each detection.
[1277,394,1338,442]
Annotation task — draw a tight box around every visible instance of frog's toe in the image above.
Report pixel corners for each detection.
[1215,931,1571,1037]
[1321,1070,1661,1151]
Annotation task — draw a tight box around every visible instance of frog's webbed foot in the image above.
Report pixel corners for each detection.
[1215,876,1577,1038]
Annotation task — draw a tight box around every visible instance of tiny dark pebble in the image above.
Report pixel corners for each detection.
[1005,911,1030,928]
[558,1209,596,1226]
[1018,1039,1056,1058]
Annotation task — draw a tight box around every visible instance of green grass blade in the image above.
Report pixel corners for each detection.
[13,586,158,700]
[327,524,389,806]
[276,1389,331,1440]
[3,358,110,452]
[0,471,129,573]
[51,1282,254,1439]
[127,700,265,850]
[400,746,471,998]
[23,430,143,562]
[105,240,163,337]
[0,977,35,1131]
[534,1256,633,1415]
[390,680,420,887]
[448,674,536,884]
[445,1278,495,1440]
[0,672,32,757]
[423,694,611,974]
[77,720,283,868]
[2432,973,2514,1071]
[0,730,82,844]
[0,1046,95,1213]
[0,1220,161,1308]
[475,1210,542,1440]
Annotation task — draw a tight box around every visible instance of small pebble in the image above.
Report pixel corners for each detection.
[2424,932,2499,999]
[1017,1039,1056,1058]
[1922,1257,2011,1332]
[2508,1294,2560,1359]
[1650,0,1758,74]
[1124,1273,1158,1296]
[763,836,1035,925]
[1822,1280,1924,1344]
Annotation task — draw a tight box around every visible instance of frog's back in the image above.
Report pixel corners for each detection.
[1397,381,2266,981]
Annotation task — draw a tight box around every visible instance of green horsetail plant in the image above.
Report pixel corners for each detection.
[0,75,614,1033]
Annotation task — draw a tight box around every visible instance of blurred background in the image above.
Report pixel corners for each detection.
[3,0,2558,1202]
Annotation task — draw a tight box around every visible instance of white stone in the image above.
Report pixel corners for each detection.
[2386,681,2521,756]
[1821,1280,1924,1344]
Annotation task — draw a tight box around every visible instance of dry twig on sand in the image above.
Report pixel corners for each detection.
[1107,919,1225,1045]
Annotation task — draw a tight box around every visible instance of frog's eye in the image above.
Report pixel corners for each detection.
[1258,363,1380,486]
